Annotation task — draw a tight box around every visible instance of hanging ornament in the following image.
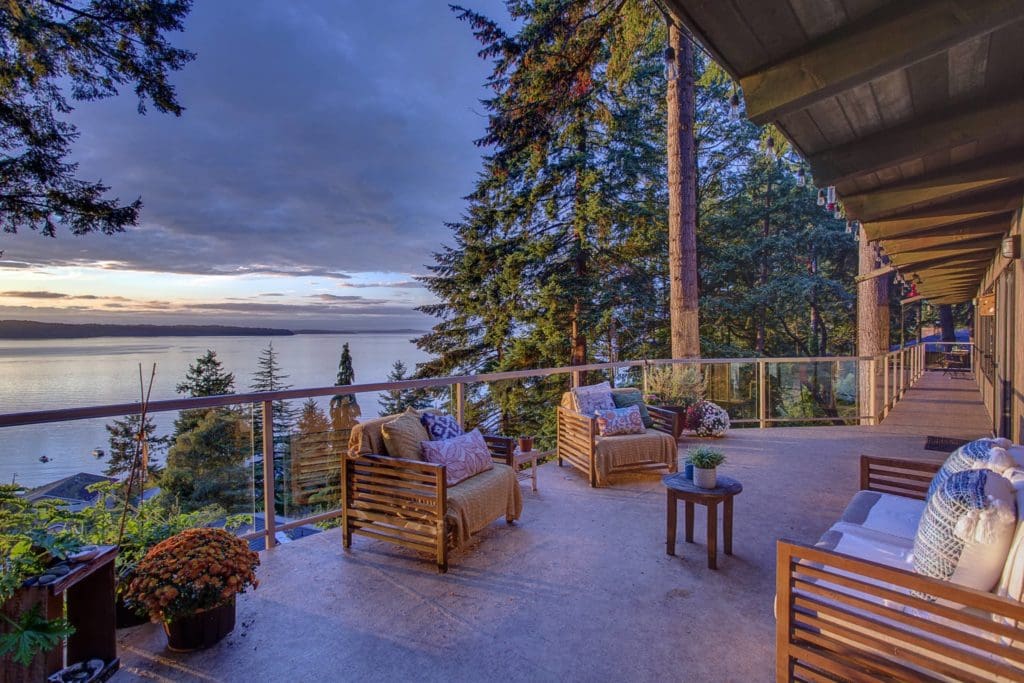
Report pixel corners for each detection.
[826,186,836,204]
[833,204,843,220]
[845,220,854,234]
[826,201,836,211]
[796,167,806,187]
[728,92,740,121]
[853,228,860,241]
[663,46,678,81]
[766,136,777,160]
[816,189,826,206]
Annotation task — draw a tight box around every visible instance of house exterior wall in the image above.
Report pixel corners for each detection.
[976,202,1024,442]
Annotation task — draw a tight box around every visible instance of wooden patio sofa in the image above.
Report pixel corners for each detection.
[776,456,1024,682]
[341,412,521,573]
[556,388,681,487]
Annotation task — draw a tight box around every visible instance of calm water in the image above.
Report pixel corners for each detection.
[0,333,427,487]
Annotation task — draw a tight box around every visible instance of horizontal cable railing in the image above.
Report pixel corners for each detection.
[1,351,934,551]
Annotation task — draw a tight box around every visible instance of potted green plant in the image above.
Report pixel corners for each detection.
[687,446,726,489]
[0,485,80,678]
[125,527,259,652]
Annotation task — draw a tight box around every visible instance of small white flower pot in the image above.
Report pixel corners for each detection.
[693,467,717,489]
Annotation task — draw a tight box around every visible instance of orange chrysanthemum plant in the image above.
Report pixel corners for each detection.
[125,527,259,623]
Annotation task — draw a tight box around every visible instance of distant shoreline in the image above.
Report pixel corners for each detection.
[0,320,424,340]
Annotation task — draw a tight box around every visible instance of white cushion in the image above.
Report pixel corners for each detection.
[914,469,1017,594]
[839,490,925,542]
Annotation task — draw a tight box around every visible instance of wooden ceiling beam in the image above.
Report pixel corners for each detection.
[841,151,1024,221]
[889,242,999,267]
[739,0,1024,124]
[877,215,1010,253]
[810,96,1024,185]
[861,185,1023,239]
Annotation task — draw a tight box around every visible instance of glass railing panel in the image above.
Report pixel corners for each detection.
[766,360,859,425]
[702,361,758,424]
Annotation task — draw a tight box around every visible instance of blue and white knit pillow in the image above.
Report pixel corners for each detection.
[913,469,1016,595]
[926,437,1014,499]
[420,412,464,441]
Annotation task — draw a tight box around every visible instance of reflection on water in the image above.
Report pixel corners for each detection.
[0,333,426,487]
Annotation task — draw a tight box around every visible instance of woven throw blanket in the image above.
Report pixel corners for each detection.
[446,464,522,548]
[593,430,676,486]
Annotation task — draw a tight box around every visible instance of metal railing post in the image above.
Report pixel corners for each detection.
[758,360,767,429]
[261,400,276,550]
[883,356,890,416]
[868,357,877,425]
[453,382,465,429]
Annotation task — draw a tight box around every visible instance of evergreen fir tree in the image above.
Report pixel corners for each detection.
[103,414,168,480]
[250,342,297,446]
[173,350,236,436]
[378,361,430,415]
[330,343,361,430]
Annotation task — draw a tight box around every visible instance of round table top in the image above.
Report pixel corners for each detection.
[663,472,742,498]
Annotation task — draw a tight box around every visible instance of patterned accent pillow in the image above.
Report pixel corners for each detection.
[571,381,615,417]
[595,405,646,436]
[420,412,464,441]
[913,469,1016,595]
[380,408,430,461]
[926,437,1014,499]
[611,388,653,428]
[420,429,494,486]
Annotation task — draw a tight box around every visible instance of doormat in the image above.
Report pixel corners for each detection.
[924,436,970,452]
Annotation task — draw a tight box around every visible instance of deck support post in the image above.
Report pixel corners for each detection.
[261,399,277,550]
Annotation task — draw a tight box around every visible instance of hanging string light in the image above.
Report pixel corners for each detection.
[663,46,678,81]
[796,167,806,187]
[816,189,826,206]
[729,91,740,121]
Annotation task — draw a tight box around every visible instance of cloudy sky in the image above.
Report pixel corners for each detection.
[0,1,511,331]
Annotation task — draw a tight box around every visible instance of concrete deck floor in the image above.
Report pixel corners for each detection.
[114,373,992,683]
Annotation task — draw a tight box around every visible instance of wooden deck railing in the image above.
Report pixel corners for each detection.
[0,349,934,551]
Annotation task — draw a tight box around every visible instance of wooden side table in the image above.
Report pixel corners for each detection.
[663,473,742,569]
[513,449,552,491]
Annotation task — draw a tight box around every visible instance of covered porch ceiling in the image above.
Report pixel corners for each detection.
[665,0,1024,304]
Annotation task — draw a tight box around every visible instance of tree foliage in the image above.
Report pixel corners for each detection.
[418,0,858,438]
[0,0,194,238]
[378,360,429,415]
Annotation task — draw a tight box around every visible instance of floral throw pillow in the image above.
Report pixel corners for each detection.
[572,381,615,417]
[420,429,494,486]
[420,412,464,441]
[595,405,645,436]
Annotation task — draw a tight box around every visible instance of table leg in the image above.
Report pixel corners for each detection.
[684,501,694,543]
[724,495,734,556]
[707,501,718,570]
[666,491,677,556]
[531,458,537,492]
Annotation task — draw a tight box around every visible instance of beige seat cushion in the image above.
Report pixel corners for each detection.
[348,408,442,458]
[593,429,676,486]
[446,463,522,548]
[381,408,431,461]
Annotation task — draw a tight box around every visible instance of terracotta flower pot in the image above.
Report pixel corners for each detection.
[517,436,534,452]
[163,598,236,652]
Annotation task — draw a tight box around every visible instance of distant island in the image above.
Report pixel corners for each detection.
[0,320,424,340]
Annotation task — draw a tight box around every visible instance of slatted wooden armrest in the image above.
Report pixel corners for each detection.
[341,453,449,572]
[776,539,1024,682]
[483,434,515,467]
[859,455,943,500]
[647,405,682,438]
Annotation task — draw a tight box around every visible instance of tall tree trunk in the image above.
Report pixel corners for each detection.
[857,227,890,421]
[938,304,956,341]
[570,123,588,384]
[667,24,700,359]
